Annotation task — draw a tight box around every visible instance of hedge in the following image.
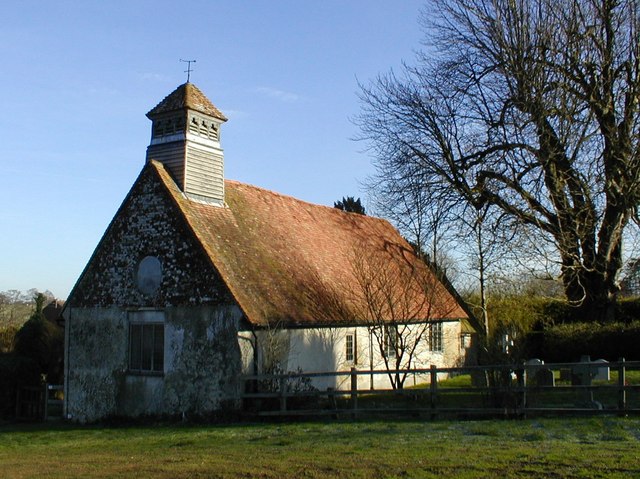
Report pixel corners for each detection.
[0,353,41,419]
[537,297,640,326]
[524,321,640,362]
[468,296,640,362]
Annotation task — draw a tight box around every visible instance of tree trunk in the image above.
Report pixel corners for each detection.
[562,264,617,323]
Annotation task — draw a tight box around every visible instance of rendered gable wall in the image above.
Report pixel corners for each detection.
[65,166,242,422]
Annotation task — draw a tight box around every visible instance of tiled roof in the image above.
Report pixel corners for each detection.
[146,83,228,121]
[150,160,468,327]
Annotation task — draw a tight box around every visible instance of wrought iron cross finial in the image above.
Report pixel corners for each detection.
[180,59,196,82]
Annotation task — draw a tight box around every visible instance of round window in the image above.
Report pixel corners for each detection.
[136,256,163,295]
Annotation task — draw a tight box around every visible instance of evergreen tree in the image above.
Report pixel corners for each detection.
[13,293,64,383]
[334,196,366,215]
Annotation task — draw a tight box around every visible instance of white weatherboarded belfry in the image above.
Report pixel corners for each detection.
[63,83,477,422]
[145,83,227,205]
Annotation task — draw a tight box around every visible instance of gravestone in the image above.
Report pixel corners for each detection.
[525,358,544,378]
[534,368,555,387]
[571,355,594,386]
[525,359,554,387]
[571,355,603,409]
[592,359,610,381]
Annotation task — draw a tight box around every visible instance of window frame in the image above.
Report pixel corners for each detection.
[345,332,357,364]
[384,325,398,359]
[460,333,472,350]
[128,322,165,375]
[429,321,443,353]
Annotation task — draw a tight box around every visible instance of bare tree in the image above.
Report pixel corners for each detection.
[460,206,495,340]
[367,151,463,274]
[357,0,640,322]
[350,246,459,389]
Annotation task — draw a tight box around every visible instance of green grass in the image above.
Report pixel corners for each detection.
[303,371,640,413]
[430,371,640,412]
[1,417,640,478]
[438,370,640,388]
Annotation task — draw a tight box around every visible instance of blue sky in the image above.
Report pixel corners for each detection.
[0,1,426,299]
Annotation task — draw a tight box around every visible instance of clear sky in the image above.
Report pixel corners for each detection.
[0,1,426,299]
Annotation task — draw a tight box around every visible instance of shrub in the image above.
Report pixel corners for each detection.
[525,321,640,362]
[615,297,640,324]
[540,300,578,325]
[537,297,640,326]
[0,325,19,353]
[466,294,640,363]
[0,353,41,419]
[13,294,64,383]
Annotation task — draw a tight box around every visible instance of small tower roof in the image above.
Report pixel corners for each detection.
[146,82,227,121]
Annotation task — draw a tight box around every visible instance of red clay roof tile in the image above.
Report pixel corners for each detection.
[150,160,468,327]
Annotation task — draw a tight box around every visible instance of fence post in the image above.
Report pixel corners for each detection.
[279,375,287,412]
[430,365,438,420]
[618,357,626,416]
[15,387,20,419]
[43,383,49,421]
[350,367,358,416]
[519,367,527,418]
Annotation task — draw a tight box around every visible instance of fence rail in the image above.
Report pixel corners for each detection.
[15,384,63,421]
[241,359,640,418]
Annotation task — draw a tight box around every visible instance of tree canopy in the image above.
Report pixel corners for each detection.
[357,0,640,321]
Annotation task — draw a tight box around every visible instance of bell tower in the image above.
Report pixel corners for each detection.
[146,83,227,206]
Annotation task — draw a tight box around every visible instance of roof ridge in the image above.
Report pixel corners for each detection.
[224,179,383,222]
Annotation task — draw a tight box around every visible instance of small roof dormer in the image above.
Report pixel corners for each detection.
[146,82,227,206]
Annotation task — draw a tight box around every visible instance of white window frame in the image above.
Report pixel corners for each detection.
[460,333,472,350]
[429,322,443,353]
[345,332,357,364]
[384,325,398,359]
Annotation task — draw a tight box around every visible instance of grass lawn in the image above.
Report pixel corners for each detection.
[1,417,639,478]
[346,370,640,413]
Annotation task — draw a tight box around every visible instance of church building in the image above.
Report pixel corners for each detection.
[63,83,475,422]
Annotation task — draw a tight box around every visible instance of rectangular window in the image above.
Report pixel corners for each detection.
[346,333,356,363]
[460,333,472,350]
[429,322,443,352]
[384,326,398,359]
[129,323,164,373]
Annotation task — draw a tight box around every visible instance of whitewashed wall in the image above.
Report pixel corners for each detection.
[239,319,470,391]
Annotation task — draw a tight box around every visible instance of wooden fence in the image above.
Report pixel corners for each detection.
[241,359,640,418]
[15,384,63,421]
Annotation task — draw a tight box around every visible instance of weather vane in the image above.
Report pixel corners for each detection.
[180,59,196,82]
